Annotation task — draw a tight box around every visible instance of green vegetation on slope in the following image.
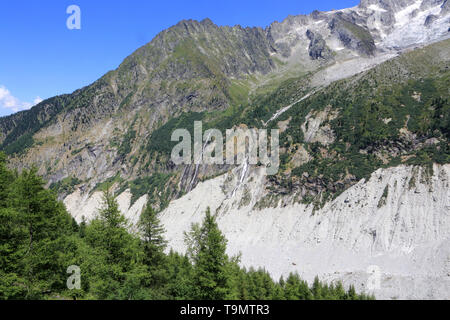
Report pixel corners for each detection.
[0,95,70,155]
[49,176,82,196]
[274,74,449,205]
[140,40,449,210]
[128,173,174,207]
[146,111,205,156]
[248,40,449,207]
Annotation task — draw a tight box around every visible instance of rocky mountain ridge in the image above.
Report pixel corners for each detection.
[1,1,448,195]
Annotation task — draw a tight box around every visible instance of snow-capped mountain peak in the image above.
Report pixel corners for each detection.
[267,0,449,63]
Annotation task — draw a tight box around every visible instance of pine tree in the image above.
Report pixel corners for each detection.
[334,281,347,300]
[347,284,358,300]
[236,271,250,300]
[312,276,322,299]
[188,207,231,300]
[0,206,26,299]
[284,273,313,300]
[271,283,285,300]
[166,250,195,300]
[259,269,275,300]
[99,189,127,230]
[298,279,312,300]
[139,205,167,259]
[83,189,147,299]
[0,154,26,299]
[138,204,168,292]
[12,167,73,298]
[284,273,302,300]
[79,216,87,238]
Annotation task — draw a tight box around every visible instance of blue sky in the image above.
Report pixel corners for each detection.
[0,0,359,117]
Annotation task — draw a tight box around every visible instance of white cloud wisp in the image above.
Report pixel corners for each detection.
[0,85,43,113]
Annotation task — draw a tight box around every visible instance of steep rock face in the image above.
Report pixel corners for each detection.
[64,188,148,227]
[306,30,333,59]
[131,18,277,80]
[3,0,449,172]
[0,18,278,148]
[267,0,450,58]
[425,14,439,26]
[0,18,284,195]
[329,13,376,56]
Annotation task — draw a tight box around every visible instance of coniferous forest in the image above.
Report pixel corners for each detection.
[0,152,374,300]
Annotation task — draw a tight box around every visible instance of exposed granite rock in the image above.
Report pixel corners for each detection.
[266,14,311,58]
[329,13,376,56]
[425,14,439,27]
[310,10,327,20]
[306,30,333,60]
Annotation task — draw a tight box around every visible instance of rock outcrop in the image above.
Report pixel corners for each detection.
[425,14,439,26]
[329,14,376,56]
[306,30,333,60]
